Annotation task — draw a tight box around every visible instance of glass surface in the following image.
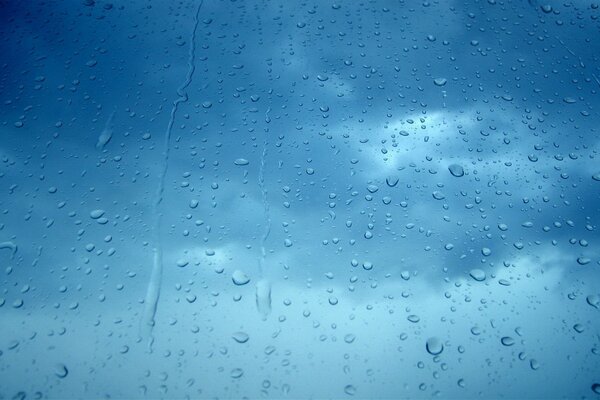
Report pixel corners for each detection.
[1,0,599,398]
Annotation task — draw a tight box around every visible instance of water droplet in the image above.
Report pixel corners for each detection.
[448,164,464,177]
[469,269,486,282]
[529,359,540,370]
[501,336,515,346]
[577,257,591,265]
[586,295,599,309]
[234,158,249,166]
[344,385,356,396]
[232,270,250,286]
[386,176,399,187]
[366,184,379,193]
[232,331,249,343]
[426,337,444,355]
[407,315,420,323]
[230,368,244,379]
[432,191,445,200]
[54,363,68,378]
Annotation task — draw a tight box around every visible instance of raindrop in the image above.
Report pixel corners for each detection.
[344,385,356,396]
[386,176,399,187]
[230,368,244,379]
[448,164,464,177]
[232,270,250,286]
[501,336,515,346]
[407,315,420,323]
[469,269,486,282]
[90,209,105,219]
[577,257,591,266]
[529,359,540,370]
[232,332,249,343]
[54,364,68,378]
[432,191,445,200]
[586,295,599,309]
[425,337,444,355]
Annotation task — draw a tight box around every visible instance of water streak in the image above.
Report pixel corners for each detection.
[140,0,204,348]
[96,110,115,150]
[256,132,272,317]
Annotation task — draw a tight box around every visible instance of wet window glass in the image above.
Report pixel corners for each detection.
[1,0,599,398]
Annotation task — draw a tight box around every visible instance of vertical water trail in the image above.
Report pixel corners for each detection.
[258,140,271,274]
[256,112,272,317]
[96,110,115,150]
[140,0,204,348]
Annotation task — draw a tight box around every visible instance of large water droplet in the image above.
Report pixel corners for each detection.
[501,336,515,346]
[344,384,357,396]
[448,164,464,177]
[425,337,444,355]
[230,368,244,379]
[54,363,68,378]
[469,269,486,282]
[586,295,599,309]
[232,270,250,286]
[232,331,249,343]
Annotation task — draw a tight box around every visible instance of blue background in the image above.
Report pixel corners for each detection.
[0,0,599,398]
